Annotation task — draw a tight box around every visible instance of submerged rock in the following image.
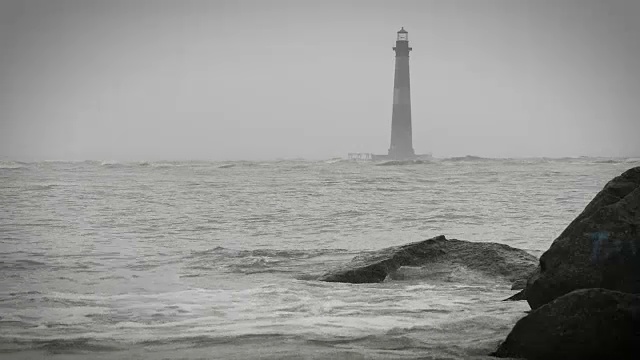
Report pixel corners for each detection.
[319,235,537,287]
[525,166,640,309]
[492,288,640,360]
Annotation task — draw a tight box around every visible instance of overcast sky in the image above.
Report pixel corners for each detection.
[1,0,639,161]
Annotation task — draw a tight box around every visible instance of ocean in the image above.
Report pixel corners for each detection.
[1,157,638,359]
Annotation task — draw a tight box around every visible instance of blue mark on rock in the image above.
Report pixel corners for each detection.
[590,231,610,263]
[630,240,638,256]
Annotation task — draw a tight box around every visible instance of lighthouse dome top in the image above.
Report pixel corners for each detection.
[396,27,408,41]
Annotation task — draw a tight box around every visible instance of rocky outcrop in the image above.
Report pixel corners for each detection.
[319,235,537,287]
[525,166,640,309]
[492,288,640,360]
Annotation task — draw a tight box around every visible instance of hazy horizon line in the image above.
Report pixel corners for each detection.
[2,154,640,164]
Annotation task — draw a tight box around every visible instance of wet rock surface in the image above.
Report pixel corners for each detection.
[525,166,640,309]
[493,288,640,360]
[319,235,537,287]
[504,289,527,301]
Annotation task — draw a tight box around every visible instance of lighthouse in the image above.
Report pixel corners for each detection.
[348,28,430,162]
[388,27,415,159]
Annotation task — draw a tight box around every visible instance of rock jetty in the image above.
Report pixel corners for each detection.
[494,166,640,359]
[493,288,640,360]
[525,166,640,309]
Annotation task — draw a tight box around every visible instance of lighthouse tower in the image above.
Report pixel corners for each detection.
[388,27,415,159]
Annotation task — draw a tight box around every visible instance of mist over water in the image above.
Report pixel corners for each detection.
[1,0,640,160]
[1,157,638,359]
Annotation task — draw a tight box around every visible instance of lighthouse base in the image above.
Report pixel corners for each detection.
[370,153,433,161]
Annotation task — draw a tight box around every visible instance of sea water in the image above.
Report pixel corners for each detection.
[1,157,638,359]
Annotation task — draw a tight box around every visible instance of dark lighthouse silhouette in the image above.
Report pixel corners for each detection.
[388,27,415,159]
[349,28,430,161]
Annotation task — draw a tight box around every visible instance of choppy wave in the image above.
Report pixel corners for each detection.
[442,155,493,162]
[0,331,126,354]
[0,282,528,357]
[590,157,640,164]
[102,160,172,168]
[99,160,122,167]
[3,157,637,170]
[324,158,346,164]
[188,246,349,259]
[0,161,26,170]
[376,160,428,166]
[182,246,354,276]
[0,157,631,359]
[25,183,68,191]
[0,259,48,271]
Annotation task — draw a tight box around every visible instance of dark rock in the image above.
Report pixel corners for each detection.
[502,278,530,301]
[504,289,527,301]
[319,235,537,287]
[511,279,528,290]
[525,166,640,309]
[492,288,640,360]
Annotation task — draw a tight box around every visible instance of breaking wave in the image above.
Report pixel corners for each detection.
[99,160,122,167]
[376,160,429,166]
[181,247,354,276]
[442,155,493,162]
[0,161,26,170]
[324,158,346,164]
